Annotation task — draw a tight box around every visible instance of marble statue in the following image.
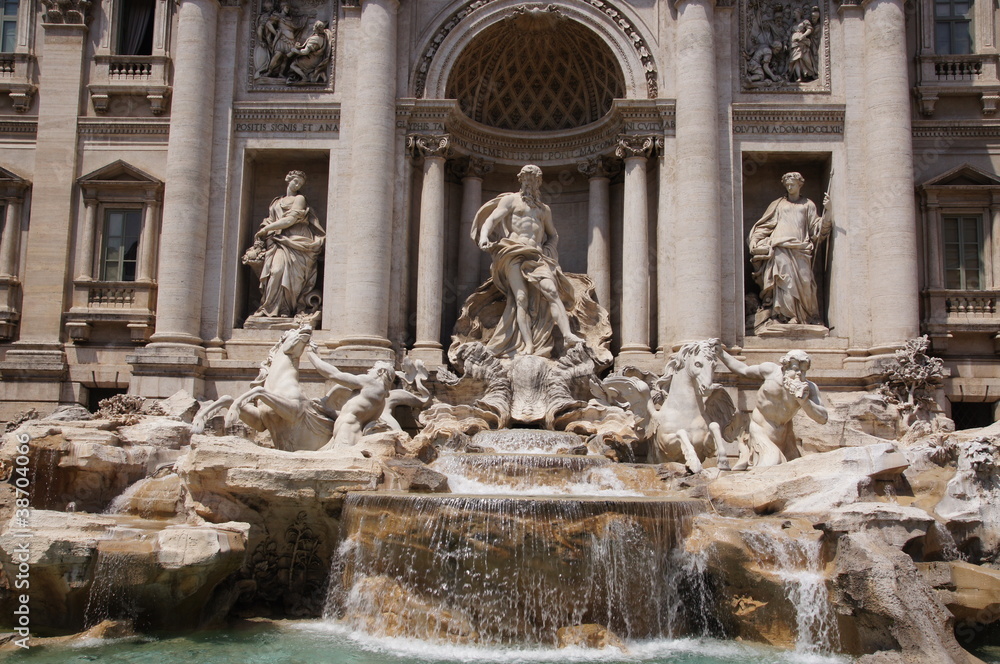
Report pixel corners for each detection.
[600,340,734,473]
[787,7,821,82]
[717,345,828,469]
[287,20,333,85]
[243,170,325,322]
[472,164,585,358]
[193,325,336,452]
[748,171,831,327]
[746,41,783,83]
[256,2,299,78]
[304,349,397,450]
[742,0,824,88]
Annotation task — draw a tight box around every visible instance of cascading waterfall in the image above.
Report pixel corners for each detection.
[742,525,839,653]
[83,526,155,627]
[431,452,643,496]
[325,492,706,645]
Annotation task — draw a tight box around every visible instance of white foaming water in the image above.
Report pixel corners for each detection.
[742,525,840,654]
[105,478,148,514]
[435,454,645,497]
[293,620,849,664]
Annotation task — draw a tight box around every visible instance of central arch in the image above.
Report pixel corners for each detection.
[446,10,626,132]
[417,0,656,102]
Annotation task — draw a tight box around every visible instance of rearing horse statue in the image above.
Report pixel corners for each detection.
[600,339,733,473]
[193,325,336,451]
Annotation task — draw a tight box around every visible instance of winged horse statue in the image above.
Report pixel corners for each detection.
[598,339,733,473]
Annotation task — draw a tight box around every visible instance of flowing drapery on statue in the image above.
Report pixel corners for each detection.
[748,171,830,326]
[450,165,611,367]
[243,170,325,320]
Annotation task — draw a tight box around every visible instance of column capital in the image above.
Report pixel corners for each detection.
[615,135,661,160]
[578,155,621,179]
[407,133,453,161]
[41,0,93,26]
[451,156,494,180]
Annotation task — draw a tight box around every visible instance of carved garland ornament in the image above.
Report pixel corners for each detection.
[414,0,658,99]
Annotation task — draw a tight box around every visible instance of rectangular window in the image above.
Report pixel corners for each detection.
[936,0,974,54]
[117,0,155,56]
[101,209,141,281]
[943,215,983,289]
[1,0,18,53]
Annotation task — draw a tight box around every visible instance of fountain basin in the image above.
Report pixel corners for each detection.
[330,492,706,645]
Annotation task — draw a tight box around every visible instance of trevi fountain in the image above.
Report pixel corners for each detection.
[0,165,998,664]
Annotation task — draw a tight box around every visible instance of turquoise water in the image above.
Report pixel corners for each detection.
[4,620,852,664]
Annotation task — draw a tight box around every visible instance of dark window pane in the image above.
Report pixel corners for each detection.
[122,261,136,281]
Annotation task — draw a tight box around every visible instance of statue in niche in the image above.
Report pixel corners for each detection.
[286,20,334,85]
[243,170,325,324]
[470,164,584,358]
[748,171,831,328]
[717,345,828,469]
[743,0,824,88]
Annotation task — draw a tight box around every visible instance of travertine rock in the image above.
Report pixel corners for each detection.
[831,532,977,663]
[936,437,1000,562]
[380,458,449,493]
[117,418,193,449]
[817,503,935,551]
[684,513,827,649]
[0,510,247,631]
[556,624,627,651]
[708,443,909,515]
[178,435,382,615]
[143,390,200,422]
[340,575,480,643]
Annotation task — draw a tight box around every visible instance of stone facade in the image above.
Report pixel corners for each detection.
[0,0,997,422]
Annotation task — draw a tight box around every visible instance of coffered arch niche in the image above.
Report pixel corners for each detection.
[417,0,656,103]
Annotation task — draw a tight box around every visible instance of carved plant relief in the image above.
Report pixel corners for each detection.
[250,0,337,90]
[741,0,829,91]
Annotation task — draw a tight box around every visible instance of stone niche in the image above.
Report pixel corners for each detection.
[236,151,329,328]
[431,164,627,348]
[740,152,832,335]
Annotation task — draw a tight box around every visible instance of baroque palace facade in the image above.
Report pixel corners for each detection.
[0,0,998,422]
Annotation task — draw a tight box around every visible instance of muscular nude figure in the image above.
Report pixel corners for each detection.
[305,348,395,449]
[473,165,583,357]
[717,345,828,469]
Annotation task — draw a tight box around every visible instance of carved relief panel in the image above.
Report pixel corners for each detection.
[248,0,337,91]
[739,0,830,92]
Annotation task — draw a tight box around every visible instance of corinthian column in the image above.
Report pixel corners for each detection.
[616,136,656,359]
[863,0,919,348]
[578,155,619,309]
[408,134,451,366]
[455,156,493,304]
[149,0,223,346]
[671,0,721,345]
[338,0,399,360]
